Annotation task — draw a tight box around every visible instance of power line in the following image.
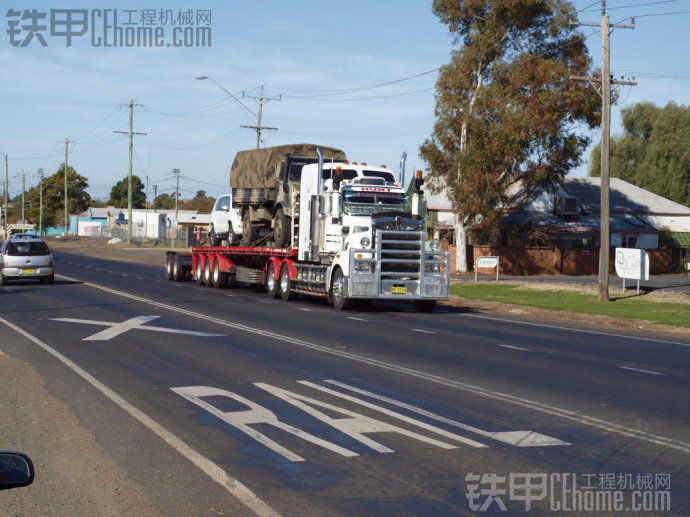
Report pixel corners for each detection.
[580,0,679,11]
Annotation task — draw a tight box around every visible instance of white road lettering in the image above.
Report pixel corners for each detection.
[619,366,665,376]
[50,315,223,341]
[255,383,458,453]
[296,381,487,448]
[322,380,569,447]
[499,344,531,351]
[171,386,358,462]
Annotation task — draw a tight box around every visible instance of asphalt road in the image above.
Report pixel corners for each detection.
[1,249,689,515]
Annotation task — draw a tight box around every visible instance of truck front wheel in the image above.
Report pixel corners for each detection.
[331,269,352,310]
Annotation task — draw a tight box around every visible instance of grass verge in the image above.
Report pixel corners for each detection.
[451,283,690,329]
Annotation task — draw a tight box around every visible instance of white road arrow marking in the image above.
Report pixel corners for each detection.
[50,316,223,341]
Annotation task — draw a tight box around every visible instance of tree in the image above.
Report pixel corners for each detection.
[180,192,215,213]
[589,102,690,207]
[27,164,91,227]
[420,0,600,271]
[108,175,146,208]
[153,193,175,210]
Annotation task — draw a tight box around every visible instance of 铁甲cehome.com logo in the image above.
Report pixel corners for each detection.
[5,8,211,48]
[465,472,672,512]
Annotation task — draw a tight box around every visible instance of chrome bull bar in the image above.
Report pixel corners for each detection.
[348,229,450,299]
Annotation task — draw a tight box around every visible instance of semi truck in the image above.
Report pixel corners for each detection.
[165,144,450,312]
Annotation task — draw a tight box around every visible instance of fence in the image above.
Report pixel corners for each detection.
[84,226,208,248]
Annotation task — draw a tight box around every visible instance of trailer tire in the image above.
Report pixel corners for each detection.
[241,211,257,246]
[266,262,280,298]
[273,208,290,248]
[211,260,226,288]
[331,268,352,310]
[414,300,436,313]
[195,259,205,285]
[165,257,174,280]
[173,256,185,281]
[203,259,213,287]
[279,264,296,301]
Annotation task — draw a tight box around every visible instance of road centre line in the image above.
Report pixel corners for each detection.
[499,344,531,351]
[0,316,278,517]
[458,313,690,348]
[619,366,665,376]
[411,328,435,334]
[347,317,367,321]
[53,274,690,454]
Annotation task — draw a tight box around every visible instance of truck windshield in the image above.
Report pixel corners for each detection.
[342,191,408,215]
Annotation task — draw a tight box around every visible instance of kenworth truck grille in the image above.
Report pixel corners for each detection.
[349,229,449,299]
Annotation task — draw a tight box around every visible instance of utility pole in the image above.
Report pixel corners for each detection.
[3,154,7,234]
[571,1,636,301]
[145,174,149,238]
[172,169,181,221]
[21,172,25,223]
[63,138,74,237]
[38,168,44,236]
[114,99,147,245]
[241,85,281,148]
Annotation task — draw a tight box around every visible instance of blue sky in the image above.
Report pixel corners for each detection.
[1,0,689,203]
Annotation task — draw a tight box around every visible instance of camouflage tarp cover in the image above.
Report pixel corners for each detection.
[230,144,346,189]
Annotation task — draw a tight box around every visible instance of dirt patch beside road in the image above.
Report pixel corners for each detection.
[0,348,160,516]
[49,237,174,267]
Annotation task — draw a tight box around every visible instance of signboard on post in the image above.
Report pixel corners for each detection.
[474,256,499,282]
[614,247,649,292]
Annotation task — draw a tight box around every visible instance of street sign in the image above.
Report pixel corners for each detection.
[614,248,649,293]
[474,256,500,282]
[614,248,649,281]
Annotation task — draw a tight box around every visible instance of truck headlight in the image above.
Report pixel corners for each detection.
[360,236,371,248]
[354,261,373,272]
[429,240,440,251]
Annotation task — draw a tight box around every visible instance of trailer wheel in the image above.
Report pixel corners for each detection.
[266,262,280,298]
[203,259,214,287]
[241,211,257,245]
[273,208,290,248]
[172,256,185,281]
[195,259,205,285]
[331,268,352,310]
[212,260,227,289]
[414,300,436,313]
[165,257,174,280]
[279,264,297,301]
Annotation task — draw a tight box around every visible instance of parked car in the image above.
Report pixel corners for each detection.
[0,237,55,285]
[0,450,34,490]
[209,192,242,247]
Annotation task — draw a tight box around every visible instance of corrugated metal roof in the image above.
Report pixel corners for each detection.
[562,177,690,214]
[503,211,656,233]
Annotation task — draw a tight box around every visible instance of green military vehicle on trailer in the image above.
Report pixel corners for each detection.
[230,144,346,247]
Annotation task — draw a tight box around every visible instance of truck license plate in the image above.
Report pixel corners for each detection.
[21,269,35,274]
[391,286,407,294]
